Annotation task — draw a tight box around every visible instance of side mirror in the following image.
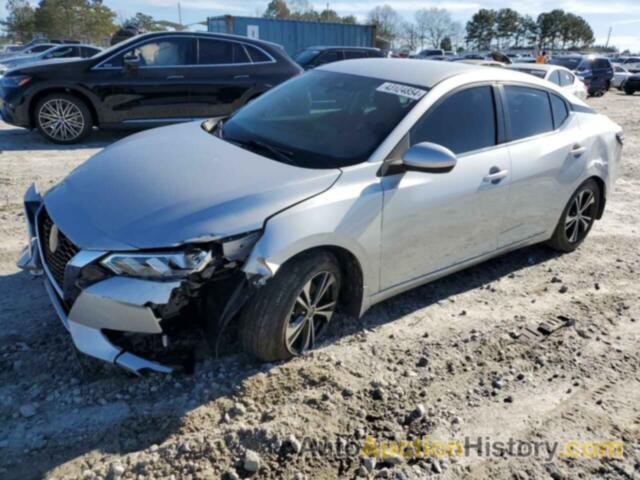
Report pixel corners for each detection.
[123,53,140,70]
[402,142,457,173]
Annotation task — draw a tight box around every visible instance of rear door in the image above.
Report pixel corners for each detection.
[185,37,267,118]
[380,85,511,289]
[89,36,197,124]
[499,85,580,246]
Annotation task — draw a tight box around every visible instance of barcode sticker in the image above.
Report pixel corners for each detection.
[376,82,427,100]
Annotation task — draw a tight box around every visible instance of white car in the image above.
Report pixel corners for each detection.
[623,57,640,73]
[507,63,587,100]
[612,64,633,89]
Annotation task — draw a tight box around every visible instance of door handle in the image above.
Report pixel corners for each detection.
[483,168,509,184]
[166,75,184,80]
[571,145,587,157]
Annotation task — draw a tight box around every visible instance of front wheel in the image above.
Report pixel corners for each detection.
[34,93,93,144]
[239,251,342,362]
[546,180,600,253]
[624,87,635,95]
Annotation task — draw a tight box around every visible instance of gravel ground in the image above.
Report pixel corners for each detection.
[0,92,639,480]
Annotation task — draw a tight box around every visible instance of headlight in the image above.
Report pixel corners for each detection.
[1,74,30,87]
[101,249,211,279]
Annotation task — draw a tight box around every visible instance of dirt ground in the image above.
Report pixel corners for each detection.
[0,92,639,480]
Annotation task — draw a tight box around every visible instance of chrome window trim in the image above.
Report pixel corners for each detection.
[92,34,276,71]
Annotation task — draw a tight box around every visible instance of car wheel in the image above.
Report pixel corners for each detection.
[624,87,635,95]
[239,251,341,362]
[546,179,600,253]
[35,93,93,144]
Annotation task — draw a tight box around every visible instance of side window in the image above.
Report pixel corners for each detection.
[317,51,341,65]
[245,45,271,63]
[45,47,77,59]
[594,59,610,70]
[82,47,100,58]
[550,94,569,128]
[410,86,496,155]
[344,50,367,59]
[548,70,562,85]
[505,86,554,141]
[110,38,195,67]
[559,71,574,86]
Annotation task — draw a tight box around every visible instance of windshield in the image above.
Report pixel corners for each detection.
[294,49,320,65]
[511,68,547,79]
[549,57,584,70]
[220,70,425,169]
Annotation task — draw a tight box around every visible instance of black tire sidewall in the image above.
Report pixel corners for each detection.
[35,94,93,144]
[550,180,600,252]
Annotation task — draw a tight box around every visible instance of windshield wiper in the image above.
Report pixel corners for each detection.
[229,138,294,163]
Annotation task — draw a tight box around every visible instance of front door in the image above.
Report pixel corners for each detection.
[90,36,197,124]
[380,85,511,290]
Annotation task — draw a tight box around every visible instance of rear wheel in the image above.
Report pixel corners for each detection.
[239,251,341,362]
[34,93,93,144]
[546,180,600,253]
[624,86,635,95]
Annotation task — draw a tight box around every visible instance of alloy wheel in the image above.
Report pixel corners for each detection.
[565,189,596,243]
[285,271,339,355]
[38,99,85,142]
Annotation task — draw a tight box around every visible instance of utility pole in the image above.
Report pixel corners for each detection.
[178,2,183,29]
[605,26,612,48]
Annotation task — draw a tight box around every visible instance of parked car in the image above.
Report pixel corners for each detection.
[0,44,23,55]
[549,54,614,96]
[623,57,640,73]
[0,43,56,61]
[413,48,445,58]
[17,59,623,373]
[294,46,384,69]
[506,63,587,100]
[612,64,633,89]
[0,44,102,75]
[0,32,302,143]
[623,73,640,95]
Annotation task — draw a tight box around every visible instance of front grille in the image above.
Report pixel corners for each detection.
[38,208,79,291]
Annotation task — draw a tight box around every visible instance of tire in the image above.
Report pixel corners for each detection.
[34,93,93,144]
[624,87,635,95]
[546,179,600,253]
[239,251,342,362]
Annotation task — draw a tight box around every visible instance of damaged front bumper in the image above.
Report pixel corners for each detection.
[17,184,256,375]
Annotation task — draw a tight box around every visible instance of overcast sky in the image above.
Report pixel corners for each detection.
[4,0,640,51]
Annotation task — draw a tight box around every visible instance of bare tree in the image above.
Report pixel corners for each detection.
[367,5,402,42]
[414,8,460,49]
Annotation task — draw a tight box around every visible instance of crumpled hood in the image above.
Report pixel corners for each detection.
[44,122,341,251]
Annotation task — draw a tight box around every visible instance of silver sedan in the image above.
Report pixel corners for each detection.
[18,59,624,373]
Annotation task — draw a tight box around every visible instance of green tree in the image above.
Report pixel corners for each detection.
[465,9,496,50]
[1,0,36,41]
[514,14,537,48]
[440,36,452,51]
[34,0,116,43]
[495,8,519,49]
[123,12,166,32]
[263,0,290,19]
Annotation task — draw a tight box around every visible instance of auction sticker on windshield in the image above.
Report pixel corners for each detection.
[376,82,427,101]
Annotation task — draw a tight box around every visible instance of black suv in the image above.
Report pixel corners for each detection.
[0,32,302,143]
[294,46,384,69]
[549,54,614,96]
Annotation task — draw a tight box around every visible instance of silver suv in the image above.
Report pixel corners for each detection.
[19,59,623,374]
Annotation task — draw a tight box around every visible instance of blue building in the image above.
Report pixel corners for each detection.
[207,16,377,57]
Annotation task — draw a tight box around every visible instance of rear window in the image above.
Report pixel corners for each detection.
[505,86,554,141]
[344,50,367,59]
[550,94,569,128]
[246,45,270,63]
[558,70,574,86]
[549,57,582,70]
[294,49,320,65]
[548,70,562,85]
[198,39,249,64]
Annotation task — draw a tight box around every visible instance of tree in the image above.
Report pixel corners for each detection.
[122,12,166,32]
[465,9,496,50]
[263,0,290,19]
[367,5,402,42]
[414,8,460,49]
[1,0,36,41]
[34,0,116,43]
[514,14,537,48]
[495,8,519,49]
[440,36,452,51]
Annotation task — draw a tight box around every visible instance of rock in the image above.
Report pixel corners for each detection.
[504,395,514,403]
[406,404,426,423]
[287,434,302,453]
[432,460,443,474]
[451,416,462,426]
[110,463,125,478]
[491,379,504,389]
[356,466,368,477]
[342,388,354,398]
[364,456,377,472]
[19,404,36,418]
[550,276,562,283]
[371,388,386,401]
[244,450,261,473]
[81,470,96,479]
[223,469,240,480]
[383,453,404,465]
[576,329,592,339]
[558,285,568,294]
[416,356,429,367]
[545,463,564,480]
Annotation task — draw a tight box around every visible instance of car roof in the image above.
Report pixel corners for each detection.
[508,63,557,71]
[305,46,380,52]
[125,31,284,51]
[319,58,532,88]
